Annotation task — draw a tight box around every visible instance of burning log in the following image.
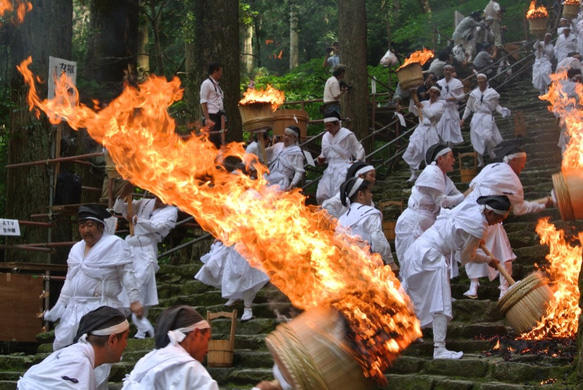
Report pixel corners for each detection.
[396,48,434,90]
[526,1,549,37]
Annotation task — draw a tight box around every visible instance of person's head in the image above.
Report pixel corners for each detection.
[477,195,512,225]
[155,305,211,363]
[563,26,571,37]
[333,65,346,79]
[78,205,110,247]
[283,126,300,146]
[425,72,437,87]
[482,44,494,54]
[470,10,482,21]
[477,73,488,90]
[544,32,553,44]
[340,177,373,207]
[560,17,568,27]
[346,161,376,185]
[495,142,527,175]
[323,112,341,135]
[207,62,223,81]
[426,143,455,173]
[74,306,130,367]
[154,196,166,209]
[443,64,454,79]
[428,85,441,102]
[484,16,495,25]
[437,49,450,62]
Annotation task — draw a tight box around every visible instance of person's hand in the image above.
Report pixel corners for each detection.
[130,302,144,319]
[544,195,554,208]
[447,97,457,102]
[205,119,215,129]
[488,258,500,269]
[119,181,134,199]
[126,211,135,224]
[459,119,465,127]
[316,156,326,165]
[254,380,283,390]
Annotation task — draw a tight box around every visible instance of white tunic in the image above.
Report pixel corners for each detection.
[403,99,443,170]
[122,343,219,390]
[532,41,554,91]
[265,142,304,189]
[462,86,506,156]
[464,162,545,279]
[114,198,178,307]
[336,202,394,265]
[554,33,578,63]
[436,77,464,145]
[316,127,365,203]
[18,342,97,390]
[402,200,491,328]
[51,235,139,350]
[395,164,464,267]
[195,241,269,301]
[323,76,342,103]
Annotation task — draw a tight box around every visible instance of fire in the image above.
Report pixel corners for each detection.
[493,339,501,350]
[520,219,582,339]
[17,57,421,383]
[0,0,32,24]
[564,0,579,5]
[0,0,12,15]
[15,0,31,24]
[526,0,548,19]
[396,48,434,71]
[239,84,285,111]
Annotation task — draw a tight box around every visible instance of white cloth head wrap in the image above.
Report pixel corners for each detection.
[477,73,488,80]
[503,152,527,163]
[354,165,375,177]
[78,320,130,343]
[167,320,210,345]
[484,204,511,217]
[347,178,364,199]
[431,147,452,165]
[323,117,340,123]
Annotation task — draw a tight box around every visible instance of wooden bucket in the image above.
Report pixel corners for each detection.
[458,152,478,183]
[238,103,275,132]
[528,17,548,37]
[273,109,309,140]
[497,272,554,334]
[397,63,424,90]
[206,310,237,367]
[379,200,404,241]
[552,171,583,220]
[265,306,373,390]
[563,3,579,19]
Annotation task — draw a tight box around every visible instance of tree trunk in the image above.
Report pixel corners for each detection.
[8,0,73,263]
[137,0,150,78]
[418,0,432,14]
[243,24,255,75]
[289,1,299,70]
[338,0,369,146]
[148,0,164,75]
[192,0,241,142]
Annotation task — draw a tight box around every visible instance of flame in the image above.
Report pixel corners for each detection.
[0,0,32,24]
[17,57,421,383]
[239,84,285,111]
[564,0,579,5]
[526,0,548,19]
[520,219,582,339]
[15,0,31,24]
[396,48,434,71]
[493,339,501,350]
[0,0,12,15]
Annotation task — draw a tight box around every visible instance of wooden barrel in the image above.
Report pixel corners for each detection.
[265,306,373,390]
[238,102,275,132]
[397,63,424,90]
[207,339,234,367]
[552,171,583,220]
[528,17,548,36]
[458,152,477,183]
[273,109,309,140]
[563,3,579,19]
[497,272,554,334]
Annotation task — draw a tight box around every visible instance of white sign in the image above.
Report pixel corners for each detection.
[0,219,21,236]
[48,56,77,100]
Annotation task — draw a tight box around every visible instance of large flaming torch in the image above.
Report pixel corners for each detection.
[526,0,549,37]
[17,57,421,385]
[396,48,434,90]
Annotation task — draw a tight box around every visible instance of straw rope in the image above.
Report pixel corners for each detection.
[498,273,547,313]
[552,173,574,220]
[265,323,329,390]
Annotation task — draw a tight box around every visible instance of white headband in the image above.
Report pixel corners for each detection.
[348,178,365,199]
[284,127,299,137]
[354,166,374,177]
[323,117,340,123]
[477,73,488,80]
[503,152,527,163]
[484,204,511,216]
[79,216,104,225]
[78,319,130,343]
[167,320,210,346]
[434,147,452,161]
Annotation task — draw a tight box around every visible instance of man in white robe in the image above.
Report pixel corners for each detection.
[395,144,467,284]
[436,64,465,147]
[403,85,444,183]
[460,73,510,167]
[532,33,555,95]
[265,126,304,190]
[402,195,510,359]
[452,12,481,61]
[483,0,503,48]
[316,111,365,204]
[44,205,143,351]
[555,26,578,63]
[18,306,130,390]
[114,189,178,338]
[322,161,376,219]
[463,144,554,299]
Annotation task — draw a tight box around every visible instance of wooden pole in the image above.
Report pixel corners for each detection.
[480,244,516,285]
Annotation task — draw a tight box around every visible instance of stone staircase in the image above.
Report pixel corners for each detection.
[0,75,580,389]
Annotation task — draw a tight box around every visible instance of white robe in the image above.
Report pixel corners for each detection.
[402,200,491,328]
[403,99,443,170]
[18,342,97,390]
[316,127,365,203]
[265,142,304,189]
[462,86,507,157]
[195,241,269,301]
[122,343,219,390]
[436,78,465,145]
[532,41,554,92]
[465,162,545,279]
[395,164,464,270]
[554,33,578,63]
[114,198,178,307]
[50,235,139,351]
[336,202,394,265]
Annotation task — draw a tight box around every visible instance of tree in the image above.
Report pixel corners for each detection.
[338,0,369,144]
[289,0,299,69]
[8,0,73,262]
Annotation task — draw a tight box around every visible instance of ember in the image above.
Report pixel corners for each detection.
[526,0,548,19]
[484,336,576,362]
[239,84,285,111]
[396,48,434,71]
[17,58,421,384]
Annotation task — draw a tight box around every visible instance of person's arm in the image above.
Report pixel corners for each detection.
[460,95,474,126]
[134,206,178,237]
[288,154,305,189]
[425,186,465,209]
[200,81,214,127]
[365,214,396,267]
[460,235,494,266]
[44,266,72,321]
[448,81,465,102]
[348,133,365,161]
[330,79,345,100]
[511,198,549,215]
[118,256,143,317]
